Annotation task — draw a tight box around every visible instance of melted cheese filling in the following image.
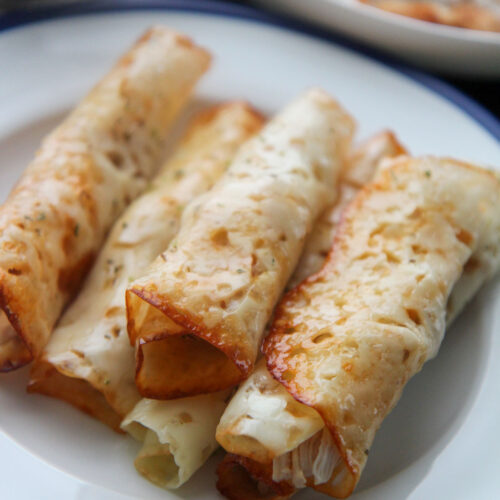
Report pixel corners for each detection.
[216,360,324,463]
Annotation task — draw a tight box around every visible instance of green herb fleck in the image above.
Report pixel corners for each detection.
[122,222,128,229]
[24,215,33,221]
[128,276,135,282]
[37,213,46,221]
[176,205,184,214]
[150,128,161,142]
[236,268,245,274]
[174,169,184,179]
[104,379,111,385]
[271,257,276,266]
[104,334,111,340]
[114,265,123,274]
[74,224,79,237]
[425,170,431,178]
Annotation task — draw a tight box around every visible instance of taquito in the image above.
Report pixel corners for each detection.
[126,89,355,399]
[261,157,500,498]
[0,26,210,371]
[28,103,264,431]
[216,131,408,499]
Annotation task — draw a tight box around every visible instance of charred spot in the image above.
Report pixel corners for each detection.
[456,228,473,247]
[281,370,295,382]
[411,244,428,255]
[343,362,353,373]
[57,252,94,296]
[406,308,422,325]
[106,150,124,169]
[312,332,333,344]
[178,412,193,424]
[402,349,410,362]
[289,347,306,357]
[7,268,22,276]
[211,228,230,246]
[464,256,480,273]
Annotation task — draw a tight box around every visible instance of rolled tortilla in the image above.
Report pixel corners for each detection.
[0,26,210,371]
[215,131,408,498]
[260,157,500,498]
[121,391,231,489]
[126,89,355,400]
[28,103,264,431]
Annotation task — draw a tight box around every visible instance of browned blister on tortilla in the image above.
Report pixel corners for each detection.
[127,89,355,399]
[0,26,210,371]
[264,157,500,497]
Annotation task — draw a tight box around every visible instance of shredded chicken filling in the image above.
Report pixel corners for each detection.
[272,427,340,488]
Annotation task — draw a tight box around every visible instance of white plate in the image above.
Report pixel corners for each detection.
[257,0,500,77]
[0,3,499,500]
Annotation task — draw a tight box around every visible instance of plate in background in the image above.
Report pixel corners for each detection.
[257,0,500,77]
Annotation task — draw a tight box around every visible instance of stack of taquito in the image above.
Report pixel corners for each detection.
[2,25,499,498]
[25,83,358,488]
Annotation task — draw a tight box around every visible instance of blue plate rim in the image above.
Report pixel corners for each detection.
[0,0,498,143]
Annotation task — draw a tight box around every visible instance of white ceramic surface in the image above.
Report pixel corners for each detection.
[0,9,499,500]
[257,0,500,77]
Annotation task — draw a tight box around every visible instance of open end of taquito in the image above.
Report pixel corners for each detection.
[121,391,229,488]
[28,361,123,432]
[128,291,243,399]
